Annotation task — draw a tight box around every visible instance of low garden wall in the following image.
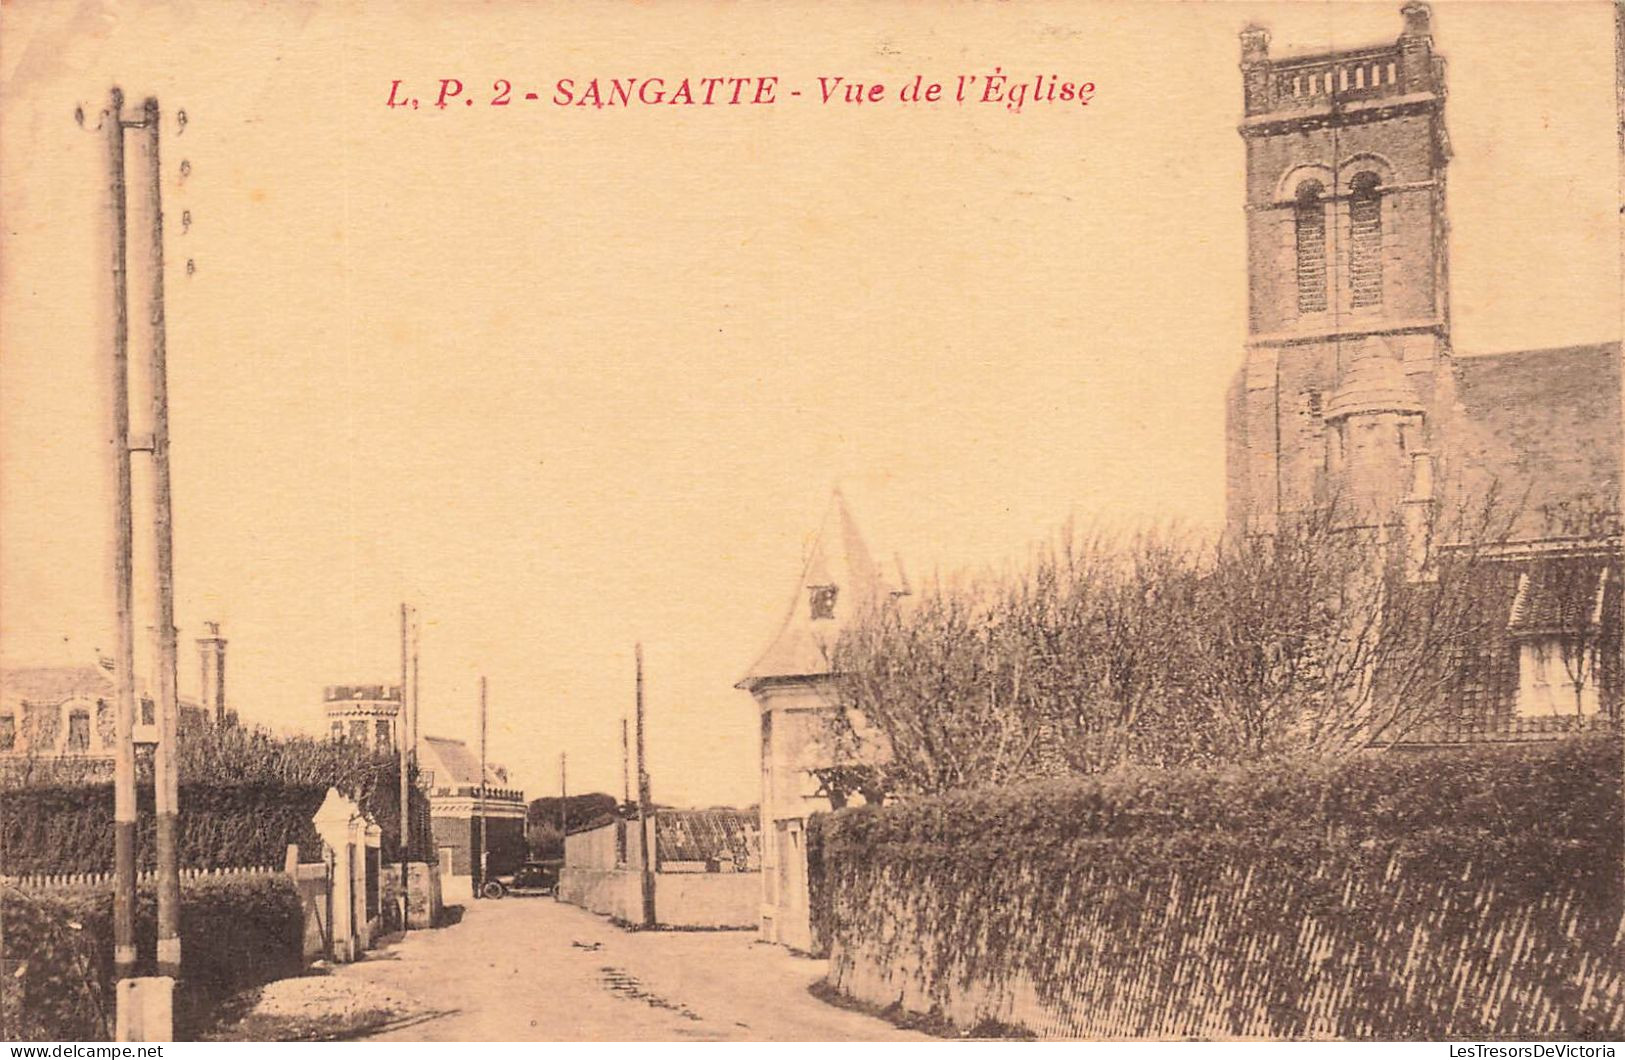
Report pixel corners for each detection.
[379,860,445,931]
[559,867,758,928]
[812,737,1623,1040]
[654,870,758,928]
[559,867,643,923]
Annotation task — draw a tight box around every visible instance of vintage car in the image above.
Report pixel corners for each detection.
[482,860,561,899]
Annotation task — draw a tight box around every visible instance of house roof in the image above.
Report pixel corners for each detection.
[420,735,483,785]
[420,734,511,787]
[1,666,113,704]
[1438,343,1622,544]
[655,808,758,863]
[0,665,205,713]
[738,490,906,688]
[1507,559,1620,638]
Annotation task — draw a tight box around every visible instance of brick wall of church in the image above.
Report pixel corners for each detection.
[1230,10,1450,533]
[1242,115,1441,338]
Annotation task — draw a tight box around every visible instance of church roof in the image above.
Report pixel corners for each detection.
[737,490,904,689]
[1438,343,1622,545]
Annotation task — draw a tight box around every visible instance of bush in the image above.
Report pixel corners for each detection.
[0,784,326,875]
[1,743,436,874]
[0,873,304,1041]
[812,737,1624,1039]
[0,884,110,1040]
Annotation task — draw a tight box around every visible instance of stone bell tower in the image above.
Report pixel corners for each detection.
[1228,2,1450,536]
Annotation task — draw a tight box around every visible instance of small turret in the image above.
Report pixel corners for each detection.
[1325,338,1428,528]
[1400,1,1432,40]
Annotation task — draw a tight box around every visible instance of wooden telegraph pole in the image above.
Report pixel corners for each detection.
[560,751,568,837]
[635,644,655,927]
[411,618,421,776]
[137,94,182,985]
[102,87,181,1040]
[478,676,489,893]
[105,86,139,994]
[398,604,411,929]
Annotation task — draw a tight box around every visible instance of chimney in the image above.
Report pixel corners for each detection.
[196,621,228,726]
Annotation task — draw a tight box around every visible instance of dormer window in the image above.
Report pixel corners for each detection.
[809,584,838,621]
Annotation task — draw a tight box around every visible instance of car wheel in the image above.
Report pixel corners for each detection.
[481,880,506,900]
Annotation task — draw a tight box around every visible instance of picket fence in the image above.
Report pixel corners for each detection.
[0,865,284,890]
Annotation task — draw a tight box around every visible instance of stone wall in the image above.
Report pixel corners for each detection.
[559,866,643,923]
[559,866,758,929]
[380,860,444,929]
[655,870,758,928]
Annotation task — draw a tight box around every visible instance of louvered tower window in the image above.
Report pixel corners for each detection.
[1349,172,1383,308]
[1294,180,1327,314]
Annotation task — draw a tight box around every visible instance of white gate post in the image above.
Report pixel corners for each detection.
[313,788,362,962]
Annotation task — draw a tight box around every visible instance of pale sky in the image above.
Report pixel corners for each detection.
[1,0,1616,808]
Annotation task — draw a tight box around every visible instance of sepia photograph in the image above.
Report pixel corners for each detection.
[0,0,1620,1045]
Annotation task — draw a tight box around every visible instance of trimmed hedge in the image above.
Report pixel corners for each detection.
[812,737,1624,1039]
[2,772,434,875]
[1,784,326,875]
[1,873,304,1040]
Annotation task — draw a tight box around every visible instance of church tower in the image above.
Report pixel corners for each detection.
[1229,2,1450,535]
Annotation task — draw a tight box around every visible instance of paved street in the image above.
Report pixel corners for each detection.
[330,897,929,1041]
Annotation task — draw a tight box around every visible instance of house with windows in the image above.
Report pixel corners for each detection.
[322,683,404,751]
[1224,2,1621,729]
[737,489,905,950]
[418,733,526,902]
[0,659,230,784]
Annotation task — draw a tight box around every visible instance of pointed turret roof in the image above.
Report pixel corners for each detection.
[738,490,905,689]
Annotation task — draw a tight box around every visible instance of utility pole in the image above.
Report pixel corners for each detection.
[478,676,489,893]
[136,94,182,987]
[398,604,411,929]
[635,644,654,927]
[560,751,568,837]
[621,715,630,808]
[101,86,180,1040]
[105,86,139,997]
[411,618,421,771]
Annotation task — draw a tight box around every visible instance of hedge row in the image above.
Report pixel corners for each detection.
[0,873,304,1040]
[811,737,1624,1039]
[3,774,436,875]
[1,784,327,876]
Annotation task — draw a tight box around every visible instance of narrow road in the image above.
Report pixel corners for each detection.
[328,897,928,1041]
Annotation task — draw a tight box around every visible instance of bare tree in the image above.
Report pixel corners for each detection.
[824,501,1532,796]
[1147,494,1535,755]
